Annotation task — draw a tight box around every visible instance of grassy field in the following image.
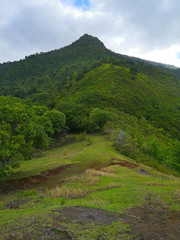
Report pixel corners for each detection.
[0,135,180,239]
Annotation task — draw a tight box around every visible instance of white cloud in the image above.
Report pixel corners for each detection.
[0,0,180,67]
[126,45,180,67]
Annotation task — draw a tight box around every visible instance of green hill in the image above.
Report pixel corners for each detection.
[56,63,180,137]
[0,34,180,174]
[0,34,180,238]
[0,34,110,103]
[0,34,179,106]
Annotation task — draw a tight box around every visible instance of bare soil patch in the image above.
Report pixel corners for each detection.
[135,168,151,176]
[0,164,75,194]
[125,204,180,240]
[2,202,180,239]
[4,198,33,210]
[4,227,72,240]
[54,206,121,225]
[53,203,180,240]
[110,158,139,169]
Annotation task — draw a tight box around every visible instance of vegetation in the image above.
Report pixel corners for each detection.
[0,34,179,175]
[0,135,179,239]
[0,96,65,176]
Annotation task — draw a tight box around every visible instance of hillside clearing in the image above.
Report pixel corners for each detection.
[0,135,179,239]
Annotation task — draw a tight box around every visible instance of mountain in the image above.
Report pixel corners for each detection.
[0,34,180,173]
[0,34,180,134]
[0,33,179,122]
[1,35,180,238]
[1,34,179,102]
[0,34,110,101]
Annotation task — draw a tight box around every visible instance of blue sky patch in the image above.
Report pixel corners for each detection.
[62,0,90,10]
[177,52,180,59]
[74,0,90,7]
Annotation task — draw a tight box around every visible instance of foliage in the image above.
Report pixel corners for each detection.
[89,108,117,132]
[112,113,180,172]
[0,96,65,175]
[77,131,87,141]
[0,34,180,173]
[44,109,66,135]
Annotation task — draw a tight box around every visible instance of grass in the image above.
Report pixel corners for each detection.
[0,134,180,239]
[0,135,118,183]
[67,221,131,240]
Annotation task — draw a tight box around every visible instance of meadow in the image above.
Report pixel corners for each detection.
[0,135,179,239]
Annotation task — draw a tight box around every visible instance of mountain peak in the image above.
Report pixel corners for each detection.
[71,34,106,49]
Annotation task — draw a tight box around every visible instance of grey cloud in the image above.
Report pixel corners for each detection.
[91,0,180,51]
[0,0,180,65]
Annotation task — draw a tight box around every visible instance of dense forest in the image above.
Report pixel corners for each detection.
[0,34,180,175]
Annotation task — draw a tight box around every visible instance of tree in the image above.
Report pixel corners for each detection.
[89,108,117,132]
[56,101,89,132]
[0,97,66,175]
[0,97,33,174]
[44,109,66,135]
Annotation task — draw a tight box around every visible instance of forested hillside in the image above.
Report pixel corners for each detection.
[0,34,180,175]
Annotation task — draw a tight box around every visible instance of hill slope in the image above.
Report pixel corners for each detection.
[1,34,179,136]
[56,63,180,138]
[0,34,180,173]
[0,34,179,104]
[0,34,110,102]
[0,135,180,240]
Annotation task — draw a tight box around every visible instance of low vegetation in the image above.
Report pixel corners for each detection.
[0,35,180,239]
[0,135,179,239]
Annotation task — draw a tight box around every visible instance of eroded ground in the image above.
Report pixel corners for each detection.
[1,199,180,240]
[0,136,180,240]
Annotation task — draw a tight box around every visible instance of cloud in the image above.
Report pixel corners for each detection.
[0,0,180,67]
[73,0,90,8]
[177,52,180,59]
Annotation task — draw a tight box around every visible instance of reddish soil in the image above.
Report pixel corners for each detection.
[125,205,180,240]
[0,157,139,195]
[0,164,74,194]
[110,158,139,169]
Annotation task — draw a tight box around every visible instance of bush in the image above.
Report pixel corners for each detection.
[86,137,93,146]
[77,131,87,141]
[0,166,13,176]
[89,108,117,132]
[103,121,116,135]
[115,143,138,159]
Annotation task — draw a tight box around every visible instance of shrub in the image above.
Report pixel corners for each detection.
[77,131,87,141]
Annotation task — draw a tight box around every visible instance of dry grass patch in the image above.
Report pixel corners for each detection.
[85,169,118,178]
[49,170,101,198]
[101,165,118,174]
[49,185,88,198]
[170,189,180,204]
[90,197,109,207]
[68,170,100,186]
[48,168,121,198]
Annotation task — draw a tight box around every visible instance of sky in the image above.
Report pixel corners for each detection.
[0,0,180,67]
